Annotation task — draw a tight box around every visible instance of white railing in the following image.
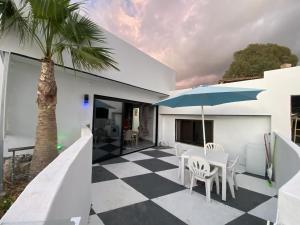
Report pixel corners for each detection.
[273,132,300,225]
[0,127,93,225]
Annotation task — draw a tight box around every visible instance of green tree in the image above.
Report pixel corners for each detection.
[0,0,118,177]
[224,43,298,79]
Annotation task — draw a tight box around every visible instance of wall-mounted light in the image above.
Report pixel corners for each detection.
[83,94,89,108]
[57,144,63,152]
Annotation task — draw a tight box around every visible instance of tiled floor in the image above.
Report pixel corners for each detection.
[89,148,277,225]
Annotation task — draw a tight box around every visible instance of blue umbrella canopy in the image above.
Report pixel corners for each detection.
[155,85,264,150]
[155,86,264,108]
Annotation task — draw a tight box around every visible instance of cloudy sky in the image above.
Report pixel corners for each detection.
[83,0,300,89]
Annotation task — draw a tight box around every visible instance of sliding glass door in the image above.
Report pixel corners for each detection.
[93,96,156,162]
[122,103,155,154]
[93,99,123,163]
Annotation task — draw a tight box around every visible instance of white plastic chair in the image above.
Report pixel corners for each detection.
[124,130,134,144]
[204,143,225,152]
[221,155,239,198]
[188,156,219,202]
[175,143,186,178]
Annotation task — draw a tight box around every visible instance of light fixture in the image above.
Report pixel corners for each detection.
[83,94,89,108]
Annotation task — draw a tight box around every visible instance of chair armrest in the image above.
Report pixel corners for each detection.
[207,167,219,177]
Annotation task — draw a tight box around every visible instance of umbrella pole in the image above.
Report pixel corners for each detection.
[201,106,207,155]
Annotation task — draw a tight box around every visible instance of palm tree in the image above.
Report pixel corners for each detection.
[0,0,118,177]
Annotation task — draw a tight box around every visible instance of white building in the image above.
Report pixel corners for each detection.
[1,22,300,172]
[159,67,300,175]
[1,23,300,225]
[0,28,175,162]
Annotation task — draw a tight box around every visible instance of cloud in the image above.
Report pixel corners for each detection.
[85,0,300,89]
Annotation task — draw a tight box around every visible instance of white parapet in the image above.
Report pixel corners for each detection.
[277,171,300,225]
[0,127,93,225]
[274,132,300,225]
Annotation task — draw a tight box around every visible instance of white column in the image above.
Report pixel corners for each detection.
[201,106,206,154]
[0,51,11,193]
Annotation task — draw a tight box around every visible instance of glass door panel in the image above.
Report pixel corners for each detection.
[122,103,155,154]
[93,99,123,163]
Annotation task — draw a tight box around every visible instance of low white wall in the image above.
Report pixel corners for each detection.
[0,127,93,225]
[274,132,300,189]
[159,114,271,167]
[277,170,300,225]
[273,132,300,225]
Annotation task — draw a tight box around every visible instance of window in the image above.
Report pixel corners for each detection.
[175,119,213,147]
[291,95,300,114]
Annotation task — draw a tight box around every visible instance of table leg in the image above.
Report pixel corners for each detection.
[222,166,227,201]
[181,157,185,185]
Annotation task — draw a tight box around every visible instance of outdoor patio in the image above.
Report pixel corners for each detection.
[89,148,277,225]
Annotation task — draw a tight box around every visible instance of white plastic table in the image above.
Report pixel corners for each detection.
[181,149,229,201]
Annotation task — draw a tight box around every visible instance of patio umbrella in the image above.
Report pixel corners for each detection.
[154,86,264,153]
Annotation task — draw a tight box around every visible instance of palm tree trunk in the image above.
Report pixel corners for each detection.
[29,59,58,178]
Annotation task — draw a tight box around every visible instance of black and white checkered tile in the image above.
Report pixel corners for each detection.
[89,148,277,225]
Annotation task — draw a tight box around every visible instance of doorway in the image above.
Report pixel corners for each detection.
[122,102,155,154]
[92,98,123,162]
[92,95,156,163]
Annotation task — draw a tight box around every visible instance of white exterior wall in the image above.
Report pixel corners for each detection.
[0,53,4,139]
[274,132,300,225]
[3,55,166,156]
[0,28,175,95]
[160,66,300,141]
[159,66,300,173]
[0,54,3,106]
[274,132,300,189]
[159,114,270,166]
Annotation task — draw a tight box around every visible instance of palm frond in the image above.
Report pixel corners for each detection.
[0,0,28,41]
[68,45,119,71]
[59,12,105,46]
[1,0,118,72]
[24,0,82,57]
[26,0,80,22]
[53,12,119,71]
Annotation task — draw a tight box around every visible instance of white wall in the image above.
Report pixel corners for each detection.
[274,132,300,189]
[1,127,93,225]
[159,114,271,167]
[3,54,165,157]
[160,66,300,140]
[0,52,10,163]
[0,54,3,107]
[0,52,4,140]
[273,132,300,225]
[277,170,300,225]
[0,27,176,95]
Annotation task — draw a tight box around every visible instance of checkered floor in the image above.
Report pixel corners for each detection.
[89,148,278,225]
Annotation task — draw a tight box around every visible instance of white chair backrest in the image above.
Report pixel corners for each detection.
[188,156,210,179]
[205,143,224,152]
[228,155,239,171]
